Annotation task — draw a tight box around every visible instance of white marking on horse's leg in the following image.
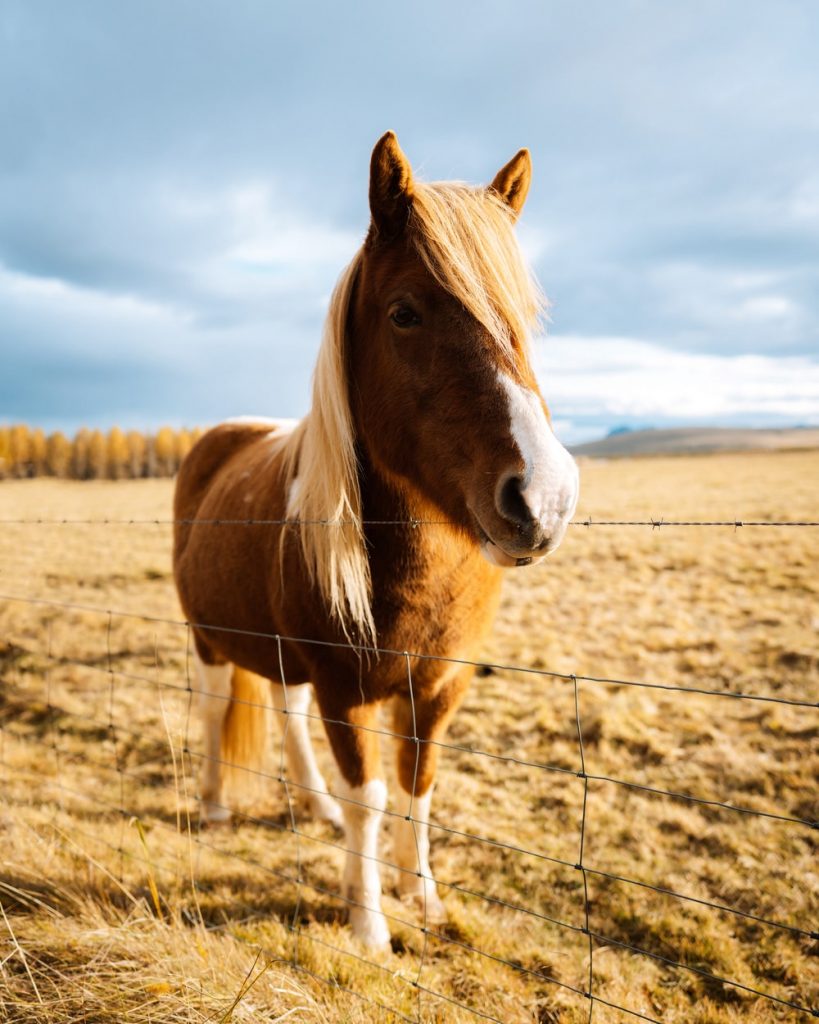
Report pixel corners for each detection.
[270,683,343,828]
[193,652,233,824]
[393,787,445,921]
[499,373,579,547]
[338,777,390,949]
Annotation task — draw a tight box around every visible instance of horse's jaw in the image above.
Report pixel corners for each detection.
[479,538,544,568]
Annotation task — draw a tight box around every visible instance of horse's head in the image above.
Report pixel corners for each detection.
[349,132,579,568]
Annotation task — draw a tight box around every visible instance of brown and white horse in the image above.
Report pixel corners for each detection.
[173,131,578,948]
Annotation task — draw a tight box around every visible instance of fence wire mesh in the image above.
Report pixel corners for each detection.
[0,511,817,1022]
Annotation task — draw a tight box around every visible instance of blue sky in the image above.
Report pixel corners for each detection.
[1,1,818,443]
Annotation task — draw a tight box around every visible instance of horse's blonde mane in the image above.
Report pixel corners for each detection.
[279,251,374,643]
[282,182,545,643]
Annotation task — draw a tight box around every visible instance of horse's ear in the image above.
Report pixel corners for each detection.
[489,148,531,219]
[369,131,414,238]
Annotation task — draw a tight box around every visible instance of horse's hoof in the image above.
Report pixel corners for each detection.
[200,801,232,827]
[401,890,446,924]
[417,891,446,924]
[349,906,391,951]
[397,874,446,923]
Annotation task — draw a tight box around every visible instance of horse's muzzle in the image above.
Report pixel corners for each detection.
[474,451,579,568]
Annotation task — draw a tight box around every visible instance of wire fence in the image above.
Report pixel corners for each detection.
[2,516,819,527]
[0,515,817,1022]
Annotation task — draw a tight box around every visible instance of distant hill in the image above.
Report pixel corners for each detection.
[570,426,819,458]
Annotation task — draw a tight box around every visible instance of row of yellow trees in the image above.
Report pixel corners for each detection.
[0,425,205,480]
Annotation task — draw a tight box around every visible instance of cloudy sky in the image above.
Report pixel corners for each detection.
[2,1,818,443]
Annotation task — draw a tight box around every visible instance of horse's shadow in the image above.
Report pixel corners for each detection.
[0,870,73,916]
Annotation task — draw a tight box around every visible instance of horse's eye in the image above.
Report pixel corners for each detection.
[390,305,421,329]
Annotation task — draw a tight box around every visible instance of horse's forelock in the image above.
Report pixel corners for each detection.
[280,251,375,645]
[407,182,547,365]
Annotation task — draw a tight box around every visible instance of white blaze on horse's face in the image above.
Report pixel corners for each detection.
[479,373,579,569]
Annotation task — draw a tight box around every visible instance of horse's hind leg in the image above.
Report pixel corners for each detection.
[269,682,343,828]
[192,646,233,824]
[392,666,472,921]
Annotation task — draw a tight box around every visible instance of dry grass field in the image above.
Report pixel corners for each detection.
[0,450,817,1023]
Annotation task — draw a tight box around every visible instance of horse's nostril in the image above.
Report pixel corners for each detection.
[497,473,531,529]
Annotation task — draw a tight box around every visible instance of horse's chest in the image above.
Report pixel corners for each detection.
[372,554,501,660]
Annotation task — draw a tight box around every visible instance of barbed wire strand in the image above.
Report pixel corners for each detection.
[1,515,819,527]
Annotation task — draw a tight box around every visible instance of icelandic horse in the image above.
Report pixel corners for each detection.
[173,131,579,948]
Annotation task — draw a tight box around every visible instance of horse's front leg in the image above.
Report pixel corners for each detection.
[317,693,390,950]
[392,666,472,921]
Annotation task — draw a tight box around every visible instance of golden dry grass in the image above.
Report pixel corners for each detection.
[0,451,817,1023]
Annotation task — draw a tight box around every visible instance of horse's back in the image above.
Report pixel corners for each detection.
[172,418,302,670]
[173,418,294,559]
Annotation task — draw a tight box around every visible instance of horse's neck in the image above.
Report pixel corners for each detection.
[356,445,501,658]
[358,444,421,524]
[357,446,471,577]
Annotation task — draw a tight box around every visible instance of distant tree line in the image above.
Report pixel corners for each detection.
[0,425,205,480]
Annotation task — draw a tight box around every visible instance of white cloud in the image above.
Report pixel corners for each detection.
[731,295,797,321]
[535,334,819,440]
[222,183,360,270]
[144,180,363,320]
[0,264,178,321]
[641,260,808,350]
[0,262,194,358]
[789,177,819,222]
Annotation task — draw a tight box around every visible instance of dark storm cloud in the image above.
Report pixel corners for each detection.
[1,0,817,438]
